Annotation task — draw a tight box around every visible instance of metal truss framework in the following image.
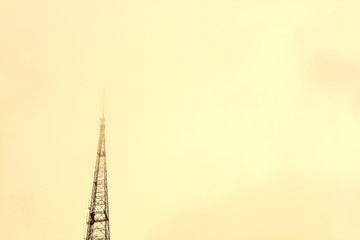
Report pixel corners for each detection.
[85,113,110,240]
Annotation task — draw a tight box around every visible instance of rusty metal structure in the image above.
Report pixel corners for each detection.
[84,96,110,240]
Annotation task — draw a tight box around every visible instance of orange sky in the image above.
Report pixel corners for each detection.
[1,0,360,239]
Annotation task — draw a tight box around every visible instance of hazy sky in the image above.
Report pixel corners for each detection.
[1,0,360,239]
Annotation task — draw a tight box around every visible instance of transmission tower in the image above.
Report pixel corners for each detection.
[84,96,110,240]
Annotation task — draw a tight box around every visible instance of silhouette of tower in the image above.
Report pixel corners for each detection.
[84,96,110,240]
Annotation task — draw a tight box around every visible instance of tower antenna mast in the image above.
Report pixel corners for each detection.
[102,89,105,119]
[84,95,110,240]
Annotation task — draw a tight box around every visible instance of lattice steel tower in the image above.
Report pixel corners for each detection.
[84,97,110,240]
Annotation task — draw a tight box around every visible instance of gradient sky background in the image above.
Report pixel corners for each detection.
[1,0,360,239]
